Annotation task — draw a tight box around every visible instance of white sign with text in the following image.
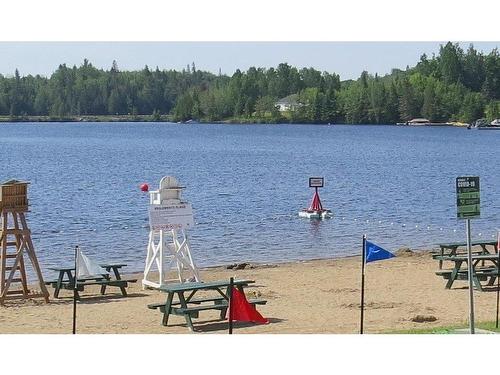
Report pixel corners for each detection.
[148,203,194,231]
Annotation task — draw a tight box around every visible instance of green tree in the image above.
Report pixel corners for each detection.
[484,101,500,122]
[397,77,418,121]
[421,80,438,121]
[482,48,500,100]
[173,92,194,121]
[460,92,485,123]
[439,42,463,84]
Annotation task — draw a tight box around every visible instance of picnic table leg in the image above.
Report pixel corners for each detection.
[178,292,195,331]
[480,245,487,267]
[489,262,500,286]
[472,275,483,292]
[219,285,231,320]
[68,271,81,300]
[54,271,65,298]
[110,266,127,296]
[161,292,174,326]
[471,260,484,292]
[487,275,497,286]
[118,283,128,297]
[117,273,127,297]
[439,247,444,270]
[100,269,110,295]
[445,261,462,289]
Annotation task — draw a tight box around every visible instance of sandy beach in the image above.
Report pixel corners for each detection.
[0,248,498,334]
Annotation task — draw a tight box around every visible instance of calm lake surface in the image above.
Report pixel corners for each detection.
[1,122,499,277]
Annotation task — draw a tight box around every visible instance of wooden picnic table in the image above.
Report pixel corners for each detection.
[436,254,500,292]
[46,263,136,299]
[148,279,267,332]
[434,240,498,269]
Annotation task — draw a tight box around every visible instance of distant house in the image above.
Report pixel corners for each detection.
[275,94,302,112]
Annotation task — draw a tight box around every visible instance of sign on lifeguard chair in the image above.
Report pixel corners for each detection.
[142,176,201,289]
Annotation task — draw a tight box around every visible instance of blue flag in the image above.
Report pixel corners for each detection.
[365,241,395,263]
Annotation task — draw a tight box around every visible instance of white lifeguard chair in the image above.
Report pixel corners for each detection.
[142,176,201,289]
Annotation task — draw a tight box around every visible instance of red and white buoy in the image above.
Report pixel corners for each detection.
[299,177,332,219]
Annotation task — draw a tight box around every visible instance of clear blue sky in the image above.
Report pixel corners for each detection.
[0,42,498,81]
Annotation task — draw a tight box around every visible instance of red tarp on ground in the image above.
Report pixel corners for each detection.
[227,288,268,324]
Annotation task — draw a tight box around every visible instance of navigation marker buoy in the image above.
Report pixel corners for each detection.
[298,177,332,219]
[140,183,149,192]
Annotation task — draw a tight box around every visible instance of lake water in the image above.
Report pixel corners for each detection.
[1,122,499,278]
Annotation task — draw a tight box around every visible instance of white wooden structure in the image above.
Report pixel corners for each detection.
[142,176,200,289]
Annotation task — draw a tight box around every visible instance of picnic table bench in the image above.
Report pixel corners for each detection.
[148,279,267,331]
[46,263,137,299]
[433,240,498,269]
[435,254,500,292]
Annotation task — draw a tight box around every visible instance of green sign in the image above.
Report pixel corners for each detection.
[456,176,480,219]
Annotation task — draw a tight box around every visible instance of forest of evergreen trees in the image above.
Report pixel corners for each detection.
[0,42,498,124]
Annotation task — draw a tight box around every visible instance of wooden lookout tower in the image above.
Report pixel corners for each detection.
[0,180,49,304]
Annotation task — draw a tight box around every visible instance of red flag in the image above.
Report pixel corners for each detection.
[227,288,268,324]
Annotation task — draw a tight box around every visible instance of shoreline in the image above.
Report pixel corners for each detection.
[93,248,423,278]
[3,248,498,334]
[0,116,467,127]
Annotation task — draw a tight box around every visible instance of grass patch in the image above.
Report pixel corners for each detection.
[388,321,500,334]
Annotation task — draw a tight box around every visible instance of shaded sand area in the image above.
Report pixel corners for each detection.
[1,249,498,334]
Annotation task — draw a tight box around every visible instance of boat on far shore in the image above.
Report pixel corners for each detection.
[396,118,464,126]
[468,118,500,130]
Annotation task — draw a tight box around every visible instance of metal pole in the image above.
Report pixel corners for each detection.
[496,231,499,329]
[228,276,234,334]
[72,245,79,335]
[466,220,475,334]
[360,234,366,334]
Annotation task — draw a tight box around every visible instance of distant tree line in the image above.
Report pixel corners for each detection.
[0,42,498,124]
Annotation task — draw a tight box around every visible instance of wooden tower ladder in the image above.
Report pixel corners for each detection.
[0,180,49,305]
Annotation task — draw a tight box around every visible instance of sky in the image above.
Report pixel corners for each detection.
[0,41,498,81]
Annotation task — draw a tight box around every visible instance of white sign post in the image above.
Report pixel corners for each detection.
[142,176,201,289]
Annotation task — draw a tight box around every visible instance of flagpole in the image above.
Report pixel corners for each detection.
[360,234,366,334]
[496,231,499,329]
[72,245,78,335]
[228,276,234,335]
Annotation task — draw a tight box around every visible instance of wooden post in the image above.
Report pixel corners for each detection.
[228,276,234,335]
[13,212,29,294]
[0,211,7,298]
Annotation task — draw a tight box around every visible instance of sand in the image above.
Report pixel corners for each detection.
[0,249,498,334]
